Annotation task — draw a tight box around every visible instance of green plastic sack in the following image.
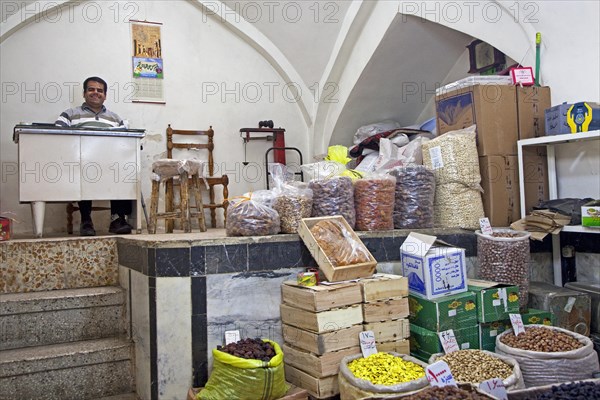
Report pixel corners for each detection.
[198,340,288,400]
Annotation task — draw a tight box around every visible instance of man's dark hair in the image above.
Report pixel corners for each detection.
[83,76,107,93]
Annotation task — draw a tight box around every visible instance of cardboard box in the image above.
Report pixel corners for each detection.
[298,216,377,282]
[520,308,554,326]
[280,303,363,333]
[359,274,408,302]
[284,364,339,399]
[409,324,479,362]
[408,292,477,332]
[362,297,409,323]
[281,281,362,312]
[400,232,467,300]
[478,320,511,352]
[282,344,360,378]
[363,318,410,342]
[581,201,600,228]
[282,324,362,355]
[545,102,600,135]
[517,86,552,140]
[479,155,520,226]
[468,279,521,323]
[521,148,549,213]
[436,84,518,155]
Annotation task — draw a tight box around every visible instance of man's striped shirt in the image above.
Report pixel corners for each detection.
[55,103,124,128]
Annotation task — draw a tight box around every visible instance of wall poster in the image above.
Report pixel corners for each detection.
[130,20,165,103]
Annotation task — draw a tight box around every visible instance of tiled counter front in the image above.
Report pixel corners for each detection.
[115,228,479,400]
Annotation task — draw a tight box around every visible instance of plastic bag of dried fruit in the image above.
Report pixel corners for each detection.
[354,173,396,231]
[270,163,313,234]
[495,324,600,388]
[226,194,280,236]
[429,349,525,391]
[198,339,288,400]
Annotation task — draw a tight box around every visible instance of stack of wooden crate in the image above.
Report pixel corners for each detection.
[280,281,363,399]
[359,274,410,354]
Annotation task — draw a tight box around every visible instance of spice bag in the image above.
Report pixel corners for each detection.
[338,353,429,399]
[429,350,525,391]
[309,176,356,228]
[270,163,313,234]
[495,325,600,387]
[199,340,288,400]
[389,166,435,229]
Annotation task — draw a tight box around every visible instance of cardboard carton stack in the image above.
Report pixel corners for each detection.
[359,274,410,354]
[468,279,521,351]
[400,233,479,362]
[280,281,363,399]
[436,83,551,225]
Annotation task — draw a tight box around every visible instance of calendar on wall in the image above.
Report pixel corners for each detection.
[130,20,165,103]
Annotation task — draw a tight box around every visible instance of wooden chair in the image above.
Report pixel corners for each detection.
[165,125,229,231]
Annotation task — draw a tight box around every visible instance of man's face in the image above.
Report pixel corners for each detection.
[83,80,106,109]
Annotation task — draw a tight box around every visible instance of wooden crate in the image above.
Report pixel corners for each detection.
[283,323,362,355]
[285,364,339,399]
[298,216,377,282]
[375,338,410,354]
[281,280,362,312]
[280,303,363,333]
[188,384,309,400]
[283,343,360,378]
[362,297,409,323]
[364,318,410,342]
[360,274,408,302]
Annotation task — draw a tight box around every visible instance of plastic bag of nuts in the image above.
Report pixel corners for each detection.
[429,349,525,390]
[434,183,485,230]
[476,228,531,309]
[272,183,313,234]
[354,174,396,231]
[309,176,356,228]
[422,125,481,186]
[226,195,280,236]
[496,324,600,387]
[389,165,435,229]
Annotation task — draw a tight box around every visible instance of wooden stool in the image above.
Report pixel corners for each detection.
[148,159,207,234]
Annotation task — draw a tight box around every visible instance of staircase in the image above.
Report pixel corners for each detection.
[0,238,137,400]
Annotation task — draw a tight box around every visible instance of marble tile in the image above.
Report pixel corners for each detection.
[576,253,600,283]
[190,246,206,276]
[156,277,192,400]
[248,241,311,271]
[205,270,298,368]
[155,247,190,277]
[205,244,247,274]
[129,270,151,400]
[529,252,554,284]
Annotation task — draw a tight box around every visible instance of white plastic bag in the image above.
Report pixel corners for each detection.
[353,120,402,145]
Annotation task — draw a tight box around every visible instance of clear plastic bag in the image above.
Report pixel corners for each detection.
[389,166,435,229]
[354,174,396,231]
[270,163,313,234]
[434,183,485,230]
[309,177,356,228]
[422,125,481,186]
[309,218,370,266]
[226,195,280,236]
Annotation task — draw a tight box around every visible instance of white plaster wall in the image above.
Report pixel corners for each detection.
[0,1,308,235]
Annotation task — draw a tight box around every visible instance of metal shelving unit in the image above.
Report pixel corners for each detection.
[517,130,600,286]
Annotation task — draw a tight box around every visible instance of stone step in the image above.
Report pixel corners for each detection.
[0,337,134,400]
[0,286,126,350]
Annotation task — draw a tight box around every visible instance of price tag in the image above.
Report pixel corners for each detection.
[426,360,457,387]
[225,330,240,345]
[509,314,525,336]
[479,218,493,235]
[438,329,460,354]
[479,378,508,400]
[359,330,378,357]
